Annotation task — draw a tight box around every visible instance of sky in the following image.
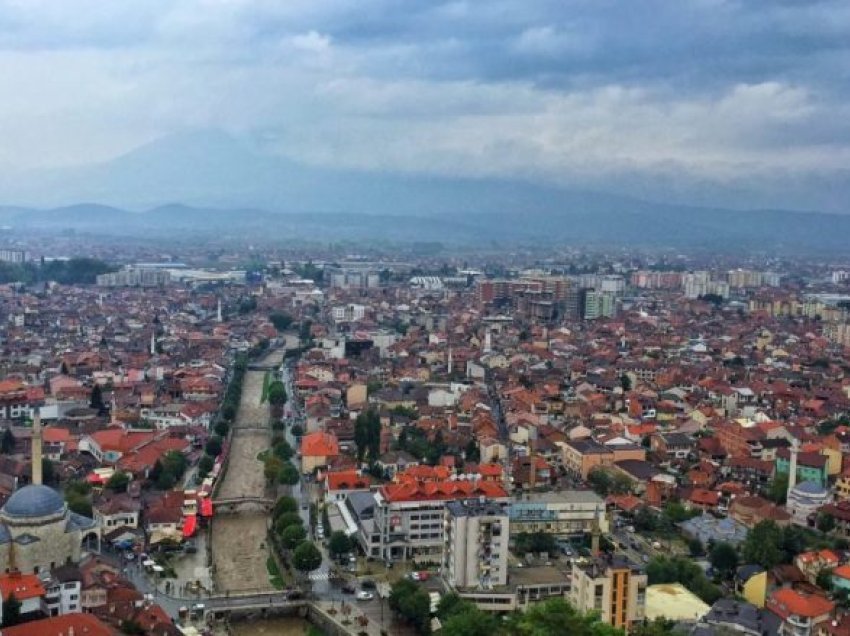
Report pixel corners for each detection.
[0,0,849,212]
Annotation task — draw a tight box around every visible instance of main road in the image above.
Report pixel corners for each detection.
[210,348,285,593]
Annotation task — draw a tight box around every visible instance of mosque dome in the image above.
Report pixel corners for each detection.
[2,485,65,519]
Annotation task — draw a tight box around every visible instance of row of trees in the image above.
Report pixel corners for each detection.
[646,554,722,605]
[271,496,322,574]
[588,467,634,497]
[264,435,300,486]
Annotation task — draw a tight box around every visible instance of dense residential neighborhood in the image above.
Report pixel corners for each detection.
[4,244,850,635]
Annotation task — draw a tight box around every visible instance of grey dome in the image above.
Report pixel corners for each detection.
[2,485,65,518]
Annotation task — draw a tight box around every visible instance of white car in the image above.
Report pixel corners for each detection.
[356,591,375,601]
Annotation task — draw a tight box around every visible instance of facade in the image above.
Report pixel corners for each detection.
[443,501,509,590]
[96,267,171,287]
[766,587,834,636]
[371,480,510,562]
[508,491,608,537]
[569,555,647,631]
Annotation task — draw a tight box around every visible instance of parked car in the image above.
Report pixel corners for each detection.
[356,591,374,601]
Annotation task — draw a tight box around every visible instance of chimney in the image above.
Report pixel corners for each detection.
[32,411,43,486]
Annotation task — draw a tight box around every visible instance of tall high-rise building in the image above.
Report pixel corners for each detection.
[569,555,647,631]
[443,500,509,590]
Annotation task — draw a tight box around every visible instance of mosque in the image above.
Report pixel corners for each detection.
[0,414,99,574]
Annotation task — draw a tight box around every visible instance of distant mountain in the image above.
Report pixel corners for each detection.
[0,129,847,250]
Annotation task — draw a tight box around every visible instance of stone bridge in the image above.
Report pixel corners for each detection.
[213,496,274,515]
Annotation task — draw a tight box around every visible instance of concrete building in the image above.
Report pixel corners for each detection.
[443,500,509,590]
[569,555,647,631]
[96,267,170,287]
[508,491,608,537]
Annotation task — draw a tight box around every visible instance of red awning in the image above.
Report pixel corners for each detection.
[200,498,213,517]
[86,473,105,484]
[182,515,197,538]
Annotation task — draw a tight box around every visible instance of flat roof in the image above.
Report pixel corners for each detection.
[646,583,710,621]
[513,490,603,505]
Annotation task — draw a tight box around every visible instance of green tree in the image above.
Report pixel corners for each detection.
[106,471,130,492]
[818,511,836,533]
[267,381,287,406]
[328,530,351,558]
[354,409,382,462]
[274,512,303,535]
[709,542,739,578]
[269,312,293,332]
[273,496,298,517]
[0,428,14,454]
[389,579,431,635]
[264,456,284,483]
[441,605,500,636]
[588,468,612,496]
[279,462,300,486]
[205,436,223,457]
[197,454,215,479]
[281,524,307,550]
[620,374,632,392]
[464,438,480,463]
[505,597,623,636]
[766,472,789,505]
[817,567,834,592]
[292,541,322,573]
[688,537,705,557]
[89,384,105,412]
[291,423,304,438]
[2,593,21,627]
[742,521,784,570]
[631,617,678,636]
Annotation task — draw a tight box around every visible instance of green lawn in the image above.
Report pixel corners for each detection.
[267,556,284,589]
[260,370,272,403]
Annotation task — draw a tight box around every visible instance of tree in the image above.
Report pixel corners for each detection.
[354,409,382,462]
[818,511,836,534]
[279,462,300,486]
[2,593,21,627]
[634,506,659,532]
[205,436,223,457]
[588,468,612,496]
[441,605,500,636]
[269,312,293,332]
[766,472,789,505]
[389,579,431,634]
[328,530,351,558]
[631,618,678,636]
[291,423,304,438]
[688,537,705,557]
[106,471,130,492]
[42,458,56,484]
[709,542,739,578]
[273,496,298,517]
[274,512,303,535]
[620,374,632,392]
[742,521,784,570]
[464,438,480,463]
[197,454,215,479]
[281,524,307,550]
[505,597,623,636]
[0,428,15,454]
[89,384,105,412]
[267,381,287,406]
[264,456,284,483]
[292,541,322,573]
[817,567,834,592]
[513,532,557,556]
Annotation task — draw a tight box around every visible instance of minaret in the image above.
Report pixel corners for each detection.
[447,347,453,375]
[150,330,156,356]
[111,394,118,426]
[217,298,223,323]
[787,439,799,500]
[484,329,492,353]
[31,411,43,486]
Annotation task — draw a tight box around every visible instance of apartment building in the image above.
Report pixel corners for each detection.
[569,555,647,631]
[371,479,510,562]
[508,491,608,537]
[443,500,509,590]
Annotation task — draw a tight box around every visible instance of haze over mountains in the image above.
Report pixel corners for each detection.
[1,130,847,250]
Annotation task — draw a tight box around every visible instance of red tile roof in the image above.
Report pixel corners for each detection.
[381,479,508,503]
[767,587,835,620]
[301,431,339,457]
[0,613,115,636]
[0,572,45,601]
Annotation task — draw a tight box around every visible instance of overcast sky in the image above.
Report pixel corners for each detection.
[1,0,849,211]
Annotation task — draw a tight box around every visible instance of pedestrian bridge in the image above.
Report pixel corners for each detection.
[212,496,274,514]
